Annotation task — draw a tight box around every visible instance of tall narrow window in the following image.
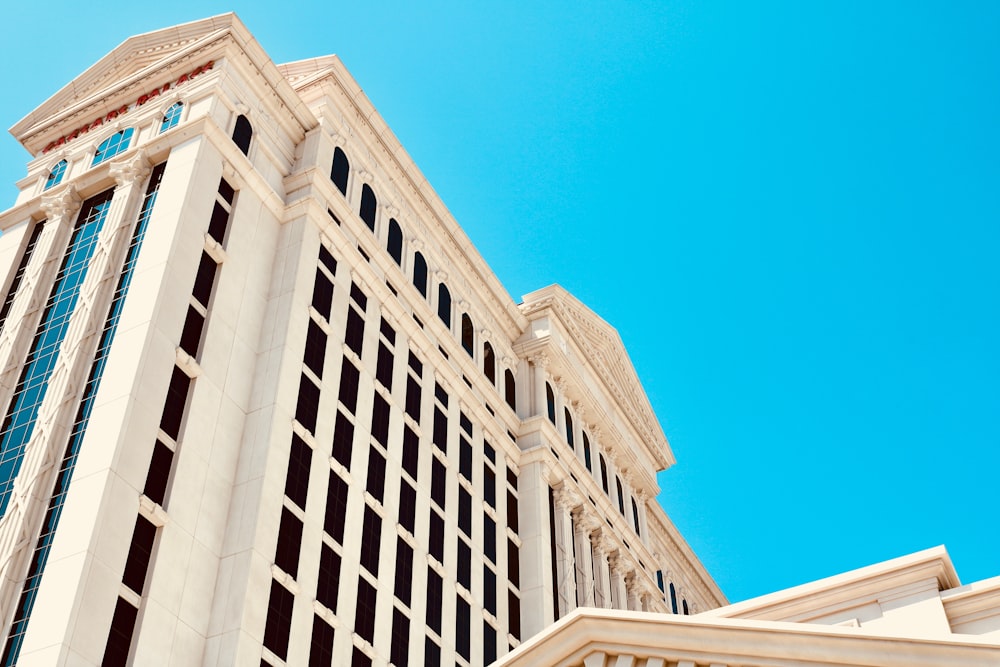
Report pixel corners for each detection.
[437,283,451,328]
[92,128,134,166]
[564,409,575,449]
[412,252,428,297]
[631,497,642,537]
[461,314,474,356]
[387,218,403,265]
[331,146,349,195]
[160,102,183,133]
[232,114,252,155]
[600,455,609,494]
[616,475,625,515]
[359,184,377,231]
[669,582,678,613]
[0,221,44,334]
[44,160,67,189]
[582,433,592,472]
[482,342,496,384]
[545,383,556,424]
[505,369,516,411]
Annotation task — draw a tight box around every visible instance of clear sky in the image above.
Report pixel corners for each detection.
[1,2,997,604]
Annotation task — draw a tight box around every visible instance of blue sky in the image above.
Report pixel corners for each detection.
[1,2,997,603]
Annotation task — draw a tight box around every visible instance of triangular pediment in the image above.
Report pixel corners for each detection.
[520,285,673,468]
[10,13,240,151]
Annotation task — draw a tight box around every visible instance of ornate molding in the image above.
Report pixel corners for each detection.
[109,148,151,188]
[40,184,82,222]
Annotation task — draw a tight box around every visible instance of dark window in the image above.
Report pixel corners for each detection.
[424,637,440,667]
[303,319,326,378]
[0,221,44,334]
[371,393,390,448]
[309,615,335,667]
[398,478,416,534]
[390,607,410,667]
[404,376,421,421]
[616,476,625,515]
[564,409,575,449]
[179,305,205,356]
[459,412,472,435]
[508,538,520,587]
[507,467,518,489]
[484,565,497,615]
[545,383,556,424]
[434,382,449,406]
[600,455,609,494]
[455,596,470,661]
[436,283,451,328]
[352,648,372,667]
[102,597,138,667]
[316,542,341,611]
[360,505,382,575]
[312,271,333,321]
[401,426,419,479]
[632,497,642,536]
[159,366,191,441]
[426,569,443,633]
[428,510,444,562]
[380,317,395,344]
[459,438,472,480]
[508,589,521,639]
[394,537,413,606]
[458,487,472,537]
[376,342,393,389]
[359,184,377,231]
[504,369,516,411]
[683,599,690,615]
[218,178,235,204]
[431,458,446,509]
[507,490,519,534]
[263,579,294,660]
[656,571,665,593]
[432,408,447,452]
[275,507,303,578]
[319,245,338,276]
[484,515,496,563]
[350,282,368,310]
[583,433,592,472]
[483,343,496,384]
[330,146,349,195]
[331,410,354,469]
[387,218,403,265]
[412,252,428,297]
[484,466,496,508]
[366,447,386,501]
[325,472,348,543]
[122,515,157,594]
[408,350,423,375]
[143,440,173,505]
[208,201,230,242]
[355,578,377,643]
[457,538,472,589]
[483,620,497,666]
[484,440,495,463]
[296,374,320,433]
[232,114,253,155]
[338,359,360,414]
[461,314,474,355]
[669,582,678,614]
[345,308,365,356]
[284,434,311,509]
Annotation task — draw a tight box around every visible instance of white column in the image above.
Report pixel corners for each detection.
[516,460,555,636]
[573,511,597,607]
[552,485,579,617]
[609,554,629,610]
[530,354,549,420]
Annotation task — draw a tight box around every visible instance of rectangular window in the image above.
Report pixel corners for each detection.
[338,359,360,414]
[179,305,205,356]
[360,505,382,575]
[483,465,496,508]
[430,458,446,510]
[428,510,444,563]
[325,472,348,543]
[296,374,320,433]
[350,282,368,310]
[484,440,495,463]
[331,410,354,470]
[143,439,173,505]
[159,366,191,441]
[304,319,327,378]
[483,565,497,615]
[426,568,443,634]
[424,637,440,667]
[380,317,395,345]
[122,515,157,595]
[458,487,472,538]
[191,252,218,308]
[316,542,341,612]
[401,425,419,479]
[275,507,303,578]
[457,538,471,589]
[263,579,295,660]
[218,177,235,204]
[407,351,422,375]
[312,271,333,321]
[508,589,521,639]
[484,515,496,563]
[354,578,377,643]
[102,597,138,667]
[459,437,472,481]
[351,648,372,667]
[394,537,413,607]
[390,607,410,667]
[285,433,311,509]
[309,615,335,667]
[207,201,230,242]
[507,490,519,534]
[455,596,471,661]
[508,539,520,588]
[459,412,472,435]
[366,448,386,502]
[398,478,416,534]
[405,376,421,421]
[370,393,390,447]
[345,307,365,356]
[483,620,497,665]
[375,342,393,389]
[319,245,337,276]
[434,382,448,407]
[432,408,447,452]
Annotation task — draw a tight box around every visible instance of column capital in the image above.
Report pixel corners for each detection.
[553,484,582,513]
[529,352,549,369]
[109,148,151,188]
[40,184,81,222]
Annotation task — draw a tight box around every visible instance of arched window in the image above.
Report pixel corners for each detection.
[45,160,67,190]
[360,184,377,231]
[669,583,678,614]
[504,370,516,411]
[599,455,609,494]
[160,102,183,133]
[564,409,574,449]
[92,128,134,166]
[631,497,641,537]
[437,283,451,328]
[682,599,689,615]
[545,383,555,424]
[232,115,253,155]
[616,476,625,515]
[412,252,428,297]
[331,146,349,195]
[461,314,474,356]
[582,432,592,472]
[387,218,403,265]
[483,343,496,384]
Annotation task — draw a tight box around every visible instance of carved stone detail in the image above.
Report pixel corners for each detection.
[109,149,151,188]
[40,185,82,222]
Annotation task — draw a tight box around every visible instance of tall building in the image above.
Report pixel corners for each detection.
[0,14,723,667]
